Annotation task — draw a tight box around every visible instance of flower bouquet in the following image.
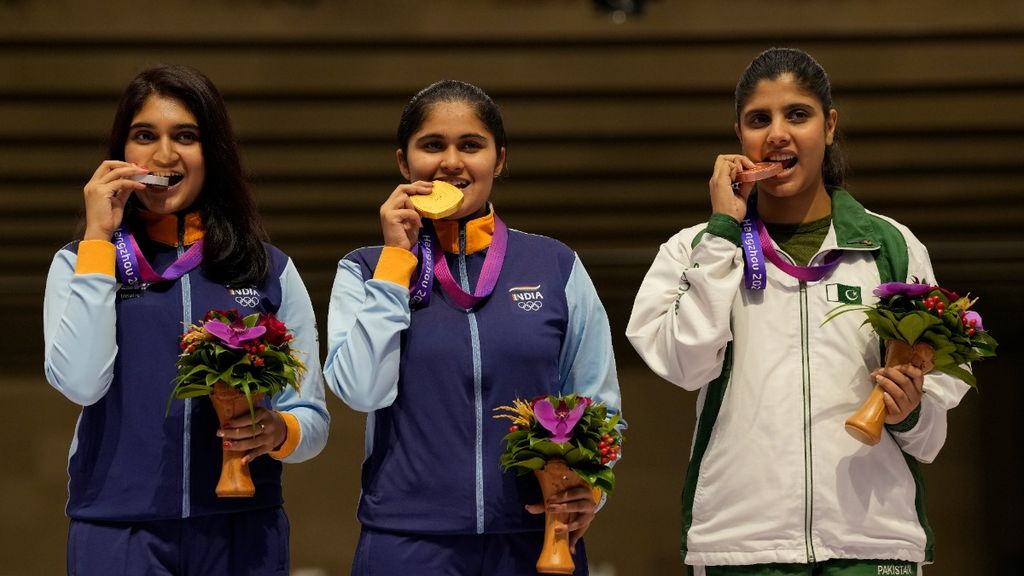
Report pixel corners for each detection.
[823,280,997,445]
[495,394,622,574]
[168,308,305,497]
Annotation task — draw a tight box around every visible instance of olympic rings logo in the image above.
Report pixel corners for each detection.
[234,296,261,308]
[517,301,543,312]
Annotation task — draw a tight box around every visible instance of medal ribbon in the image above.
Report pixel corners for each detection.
[740,200,841,289]
[409,214,508,309]
[112,227,204,286]
[409,222,436,308]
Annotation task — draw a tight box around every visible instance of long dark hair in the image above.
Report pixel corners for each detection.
[735,47,847,188]
[396,79,508,176]
[108,64,268,287]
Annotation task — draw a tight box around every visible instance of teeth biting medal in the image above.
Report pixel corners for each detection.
[131,173,170,187]
[410,180,465,219]
[732,161,783,192]
[736,161,783,183]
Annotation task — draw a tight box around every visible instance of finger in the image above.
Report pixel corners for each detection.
[111,179,145,198]
[546,486,594,503]
[101,164,149,185]
[892,366,919,397]
[568,518,594,552]
[91,160,132,181]
[547,500,596,515]
[875,372,909,405]
[392,208,423,228]
[403,181,435,196]
[524,503,545,515]
[220,421,259,437]
[242,444,272,465]
[882,390,902,417]
[902,365,925,394]
[224,409,270,430]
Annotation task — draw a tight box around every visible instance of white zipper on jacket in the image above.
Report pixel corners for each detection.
[798,279,816,562]
[178,219,193,518]
[457,224,486,534]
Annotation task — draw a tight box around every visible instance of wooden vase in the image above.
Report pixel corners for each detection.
[209,382,264,497]
[533,458,587,575]
[845,340,935,446]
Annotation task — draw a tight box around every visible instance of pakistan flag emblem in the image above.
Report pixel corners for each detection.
[826,283,862,305]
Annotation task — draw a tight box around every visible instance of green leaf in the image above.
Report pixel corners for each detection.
[896,313,932,343]
[531,440,568,458]
[937,364,976,387]
[512,457,547,472]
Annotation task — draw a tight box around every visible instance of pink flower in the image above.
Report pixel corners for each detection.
[533,397,588,443]
[204,318,266,349]
[962,310,985,331]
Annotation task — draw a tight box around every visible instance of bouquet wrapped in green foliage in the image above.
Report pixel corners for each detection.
[168,308,305,423]
[823,280,997,386]
[494,393,622,494]
[824,279,998,446]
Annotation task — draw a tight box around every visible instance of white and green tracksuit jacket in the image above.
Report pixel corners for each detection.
[626,188,970,566]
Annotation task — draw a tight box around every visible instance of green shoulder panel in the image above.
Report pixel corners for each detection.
[867,214,909,284]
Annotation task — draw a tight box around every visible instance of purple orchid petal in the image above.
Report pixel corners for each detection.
[204,320,266,349]
[562,401,586,432]
[533,399,561,436]
[534,398,586,443]
[962,310,984,331]
[873,281,933,299]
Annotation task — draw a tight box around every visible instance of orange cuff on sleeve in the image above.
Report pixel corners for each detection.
[372,246,418,287]
[269,411,301,460]
[74,240,116,277]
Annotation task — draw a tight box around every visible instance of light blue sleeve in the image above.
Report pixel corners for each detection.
[323,257,411,412]
[43,248,119,406]
[558,254,624,510]
[558,254,622,420]
[270,258,330,463]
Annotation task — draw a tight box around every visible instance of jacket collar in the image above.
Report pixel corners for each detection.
[829,187,882,250]
[433,207,495,255]
[137,210,204,247]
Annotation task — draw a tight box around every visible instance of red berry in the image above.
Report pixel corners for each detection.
[509,425,518,433]
[967,328,976,336]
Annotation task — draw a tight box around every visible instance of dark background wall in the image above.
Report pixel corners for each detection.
[2,1,1021,574]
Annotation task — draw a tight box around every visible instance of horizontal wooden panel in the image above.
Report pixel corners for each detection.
[1,1,1022,41]
[2,41,1023,96]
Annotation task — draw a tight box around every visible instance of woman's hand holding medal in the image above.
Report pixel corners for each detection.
[709,155,782,222]
[380,180,466,251]
[379,181,431,251]
[82,160,149,241]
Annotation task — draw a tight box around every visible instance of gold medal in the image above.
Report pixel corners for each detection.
[411,181,465,219]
